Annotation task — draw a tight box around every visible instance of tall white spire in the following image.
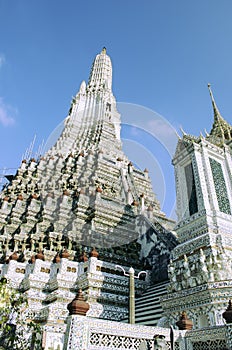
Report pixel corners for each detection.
[88,47,112,91]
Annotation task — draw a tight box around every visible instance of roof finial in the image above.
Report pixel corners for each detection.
[208,83,232,141]
[207,83,222,120]
[180,126,187,136]
[174,129,181,140]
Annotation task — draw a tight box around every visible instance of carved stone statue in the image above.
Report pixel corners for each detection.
[139,340,149,350]
[198,249,208,283]
[182,255,191,288]
[153,335,168,350]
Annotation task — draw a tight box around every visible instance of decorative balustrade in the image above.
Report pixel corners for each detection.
[183,325,232,350]
[61,315,232,350]
[63,315,176,350]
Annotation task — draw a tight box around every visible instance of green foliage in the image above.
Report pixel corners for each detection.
[0,278,42,349]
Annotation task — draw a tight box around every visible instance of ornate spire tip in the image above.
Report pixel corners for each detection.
[207,83,222,119]
[207,83,214,100]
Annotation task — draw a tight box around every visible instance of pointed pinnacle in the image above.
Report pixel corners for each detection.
[207,83,222,120]
[174,129,181,140]
[180,126,187,136]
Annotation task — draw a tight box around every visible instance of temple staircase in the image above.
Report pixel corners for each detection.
[134,280,169,326]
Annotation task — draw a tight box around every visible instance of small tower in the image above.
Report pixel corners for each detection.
[173,84,232,236]
[162,85,232,329]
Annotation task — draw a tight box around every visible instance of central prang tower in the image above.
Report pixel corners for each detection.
[36,47,171,250]
[0,48,176,324]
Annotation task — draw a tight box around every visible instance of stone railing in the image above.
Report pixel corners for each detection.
[183,325,232,350]
[63,315,179,350]
[62,315,232,350]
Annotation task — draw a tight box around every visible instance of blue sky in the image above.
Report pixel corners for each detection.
[0,0,232,217]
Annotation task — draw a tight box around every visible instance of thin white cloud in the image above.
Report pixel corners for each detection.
[0,54,5,69]
[0,98,16,127]
[146,119,178,156]
[147,119,175,136]
[0,56,16,126]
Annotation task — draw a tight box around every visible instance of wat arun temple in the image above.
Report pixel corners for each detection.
[0,48,232,349]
